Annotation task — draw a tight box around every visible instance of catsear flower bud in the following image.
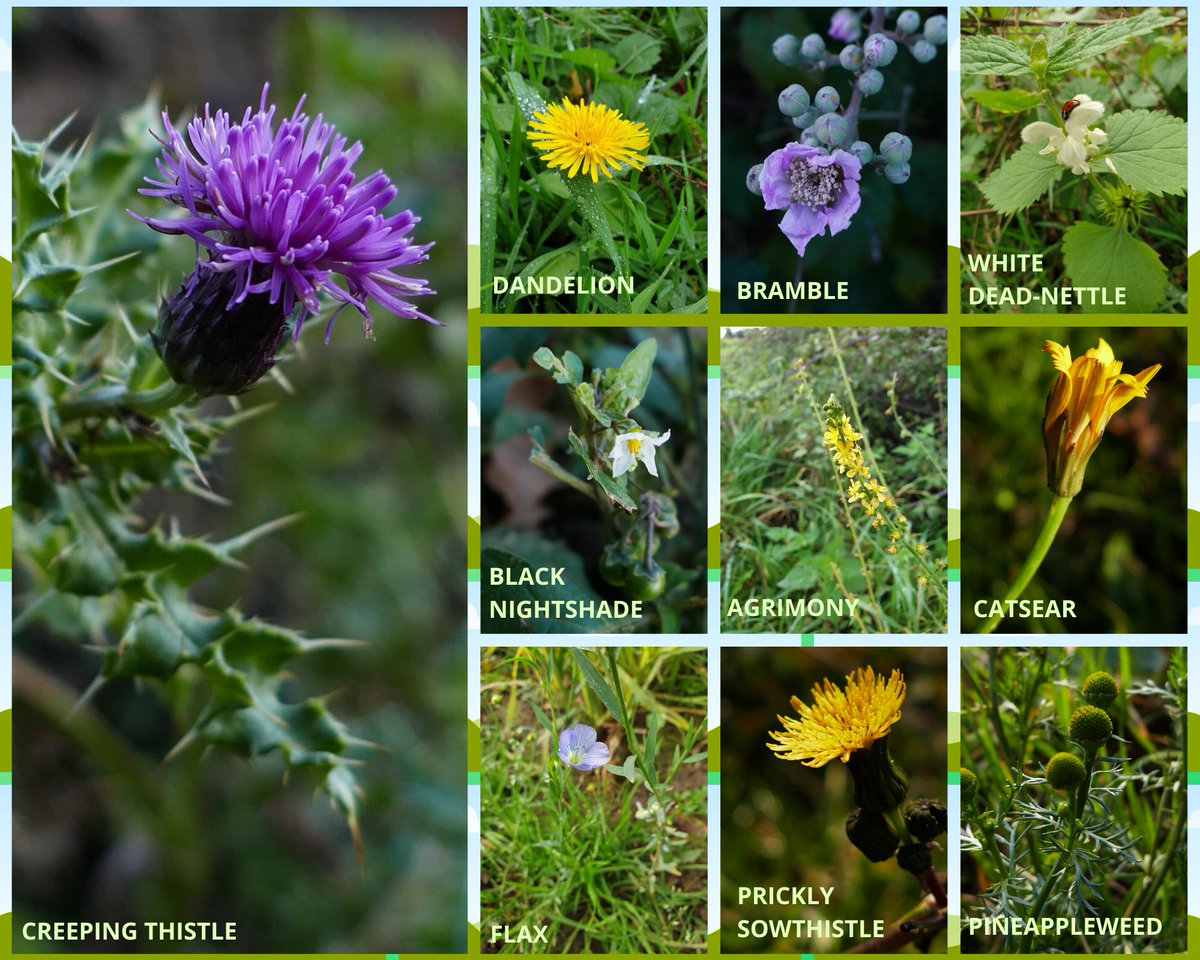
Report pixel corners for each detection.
[846,808,899,862]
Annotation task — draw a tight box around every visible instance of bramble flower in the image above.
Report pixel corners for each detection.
[1041,338,1160,497]
[758,142,861,257]
[767,666,906,767]
[1021,93,1108,175]
[138,84,436,394]
[829,8,862,43]
[609,428,671,478]
[557,723,611,771]
[527,98,650,183]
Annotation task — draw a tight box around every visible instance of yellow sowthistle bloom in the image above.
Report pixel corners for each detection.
[527,98,650,182]
[1042,338,1161,497]
[767,667,906,767]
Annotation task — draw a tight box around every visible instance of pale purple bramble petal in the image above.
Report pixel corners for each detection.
[758,143,861,257]
[557,723,611,771]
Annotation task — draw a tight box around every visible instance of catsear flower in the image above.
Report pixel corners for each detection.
[527,98,650,183]
[757,142,861,256]
[767,666,905,767]
[1041,338,1160,497]
[609,428,671,478]
[1021,93,1108,175]
[137,84,436,394]
[557,723,611,771]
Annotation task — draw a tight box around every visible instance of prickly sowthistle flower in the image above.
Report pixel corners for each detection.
[527,98,650,183]
[138,83,436,394]
[1041,338,1160,498]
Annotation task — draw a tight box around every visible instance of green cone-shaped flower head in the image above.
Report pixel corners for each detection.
[1081,671,1118,709]
[1069,704,1113,747]
[959,767,978,807]
[1045,751,1086,790]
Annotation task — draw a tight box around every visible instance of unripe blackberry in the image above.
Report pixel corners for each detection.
[1081,671,1118,709]
[959,768,978,807]
[896,842,932,874]
[904,799,947,841]
[1069,704,1113,747]
[846,808,899,862]
[1045,751,1086,790]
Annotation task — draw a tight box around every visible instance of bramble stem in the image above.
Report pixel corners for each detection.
[978,494,1072,634]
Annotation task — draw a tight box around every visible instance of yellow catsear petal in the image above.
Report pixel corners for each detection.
[527,97,650,183]
[1041,338,1161,498]
[766,666,906,767]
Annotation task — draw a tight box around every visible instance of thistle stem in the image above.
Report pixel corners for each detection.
[978,494,1072,634]
[58,379,196,420]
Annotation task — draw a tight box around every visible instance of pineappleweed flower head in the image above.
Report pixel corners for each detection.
[527,97,650,183]
[137,83,437,343]
[767,666,906,767]
[557,723,611,771]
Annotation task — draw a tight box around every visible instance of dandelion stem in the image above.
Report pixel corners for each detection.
[978,494,1072,634]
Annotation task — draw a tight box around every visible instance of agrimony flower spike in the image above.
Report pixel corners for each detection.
[527,98,650,183]
[1041,338,1160,498]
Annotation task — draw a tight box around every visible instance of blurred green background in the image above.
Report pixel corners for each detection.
[13,7,466,952]
[721,647,947,953]
[721,7,948,314]
[960,327,1185,633]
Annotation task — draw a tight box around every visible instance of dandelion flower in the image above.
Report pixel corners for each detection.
[767,667,906,767]
[557,723,611,771]
[609,428,671,478]
[1042,338,1160,497]
[527,98,650,182]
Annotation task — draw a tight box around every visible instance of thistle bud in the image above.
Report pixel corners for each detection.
[846,808,899,862]
[154,268,289,396]
[904,799,947,841]
[846,735,910,813]
[896,841,932,874]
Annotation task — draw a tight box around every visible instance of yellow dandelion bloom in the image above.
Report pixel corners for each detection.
[527,98,650,182]
[767,667,906,767]
[1042,337,1160,498]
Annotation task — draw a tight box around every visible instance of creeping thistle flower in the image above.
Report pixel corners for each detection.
[138,83,436,394]
[609,428,671,479]
[1041,338,1160,498]
[768,667,910,812]
[1021,93,1108,175]
[557,723,611,771]
[527,98,650,183]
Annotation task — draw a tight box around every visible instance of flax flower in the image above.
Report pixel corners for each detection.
[527,98,650,182]
[1042,338,1160,497]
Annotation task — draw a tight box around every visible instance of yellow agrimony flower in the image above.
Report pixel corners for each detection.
[767,666,906,767]
[1042,337,1160,497]
[527,97,650,182]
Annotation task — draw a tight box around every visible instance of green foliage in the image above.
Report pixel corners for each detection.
[720,327,947,634]
[961,7,1186,313]
[960,648,1186,953]
[480,647,707,953]
[960,327,1185,634]
[481,328,706,634]
[480,6,708,314]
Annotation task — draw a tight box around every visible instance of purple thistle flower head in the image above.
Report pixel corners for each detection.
[557,723,611,772]
[758,142,862,257]
[136,84,437,393]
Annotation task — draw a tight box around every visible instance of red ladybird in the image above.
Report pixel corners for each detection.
[1061,98,1081,122]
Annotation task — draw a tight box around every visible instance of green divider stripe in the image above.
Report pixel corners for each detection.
[1188,771,1200,785]
[947,365,960,378]
[0,773,11,785]
[468,772,481,785]
[468,365,481,378]
[802,634,815,646]
[707,568,720,582]
[708,365,720,378]
[468,569,481,582]
[1188,366,1200,378]
[0,366,12,378]
[947,569,961,581]
[948,771,961,785]
[1188,569,1200,582]
[708,772,720,785]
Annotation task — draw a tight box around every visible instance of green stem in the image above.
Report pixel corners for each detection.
[1019,821,1077,953]
[530,448,598,500]
[58,379,195,420]
[978,494,1073,634]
